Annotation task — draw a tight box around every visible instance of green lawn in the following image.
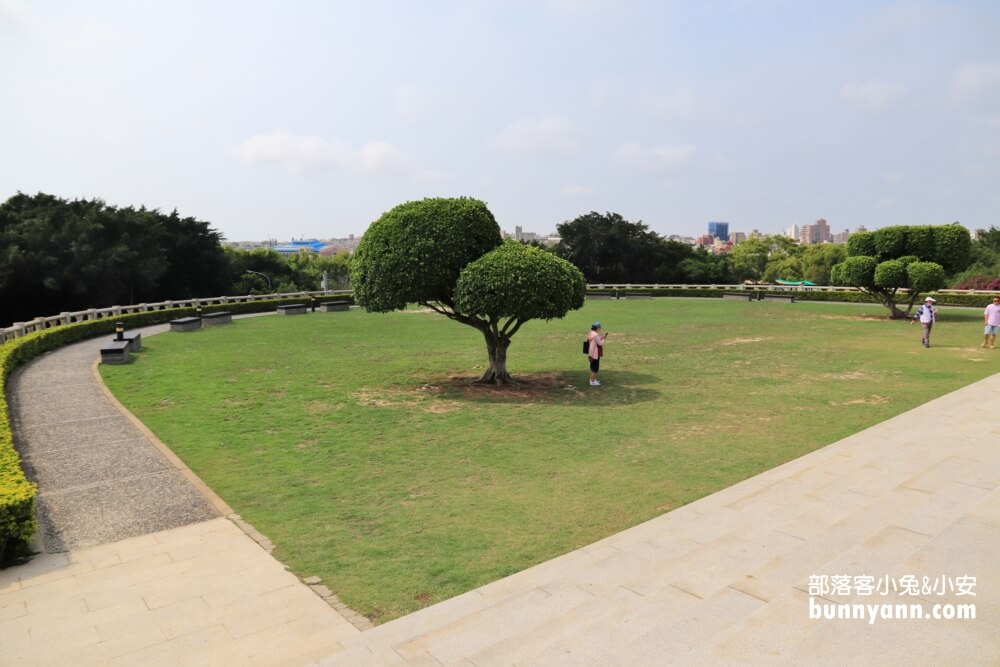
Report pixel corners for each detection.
[101,299,998,623]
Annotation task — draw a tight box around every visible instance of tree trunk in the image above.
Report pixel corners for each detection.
[877,288,908,319]
[477,333,512,384]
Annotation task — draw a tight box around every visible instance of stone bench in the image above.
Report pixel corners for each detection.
[170,316,202,332]
[587,291,615,300]
[121,332,142,351]
[319,301,351,312]
[277,304,308,315]
[723,292,755,301]
[100,340,131,364]
[762,293,796,303]
[202,311,232,326]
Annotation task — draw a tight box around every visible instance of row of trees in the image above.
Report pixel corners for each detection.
[0,193,349,325]
[552,212,850,286]
[554,212,732,284]
[551,213,983,318]
[1,191,987,329]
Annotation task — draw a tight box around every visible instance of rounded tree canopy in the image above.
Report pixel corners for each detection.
[350,197,502,312]
[831,255,877,289]
[874,258,908,289]
[454,240,586,321]
[907,261,946,294]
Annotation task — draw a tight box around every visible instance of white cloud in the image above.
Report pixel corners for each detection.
[394,84,430,125]
[545,0,604,14]
[488,115,581,158]
[355,141,407,175]
[0,0,28,21]
[883,170,905,184]
[655,88,697,117]
[840,81,905,113]
[614,142,696,169]
[236,132,406,176]
[559,184,590,197]
[953,62,1000,99]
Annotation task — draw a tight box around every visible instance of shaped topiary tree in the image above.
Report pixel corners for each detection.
[351,197,586,384]
[832,224,967,318]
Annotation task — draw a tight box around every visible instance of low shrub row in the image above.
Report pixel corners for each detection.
[594,288,996,309]
[0,297,312,566]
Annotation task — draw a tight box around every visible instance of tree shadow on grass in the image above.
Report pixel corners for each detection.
[415,370,662,406]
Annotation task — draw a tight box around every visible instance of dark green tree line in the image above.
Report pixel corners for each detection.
[554,211,734,284]
[0,192,229,324]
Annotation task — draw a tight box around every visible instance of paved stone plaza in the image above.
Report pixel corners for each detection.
[1,321,998,665]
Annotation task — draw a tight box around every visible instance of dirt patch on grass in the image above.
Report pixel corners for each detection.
[721,337,774,346]
[818,314,888,322]
[431,371,583,400]
[307,400,343,415]
[817,370,877,381]
[352,387,463,413]
[221,398,251,408]
[829,395,889,406]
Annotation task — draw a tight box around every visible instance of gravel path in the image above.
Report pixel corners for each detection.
[6,324,218,552]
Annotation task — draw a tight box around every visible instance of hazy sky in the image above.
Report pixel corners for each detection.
[2,1,999,242]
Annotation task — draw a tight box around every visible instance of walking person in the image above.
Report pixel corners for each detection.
[587,322,608,386]
[982,296,1000,349]
[911,296,937,348]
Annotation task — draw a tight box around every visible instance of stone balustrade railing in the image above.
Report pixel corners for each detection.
[5,284,998,343]
[1,289,352,343]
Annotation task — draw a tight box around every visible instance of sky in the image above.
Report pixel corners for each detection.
[2,1,999,242]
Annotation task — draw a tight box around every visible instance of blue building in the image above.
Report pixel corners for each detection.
[273,239,328,254]
[707,221,729,242]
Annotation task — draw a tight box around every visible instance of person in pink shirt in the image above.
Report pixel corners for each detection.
[982,296,1000,349]
[587,322,608,386]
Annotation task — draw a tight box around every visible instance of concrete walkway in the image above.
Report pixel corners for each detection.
[313,373,1000,665]
[5,325,218,552]
[1,321,359,665]
[2,319,999,665]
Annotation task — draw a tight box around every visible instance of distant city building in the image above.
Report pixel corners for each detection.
[855,224,868,233]
[785,224,799,240]
[505,227,545,243]
[697,234,715,248]
[799,218,832,244]
[713,240,734,254]
[749,229,763,239]
[730,231,747,244]
[833,229,851,244]
[708,221,729,242]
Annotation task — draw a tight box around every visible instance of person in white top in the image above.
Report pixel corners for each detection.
[910,296,937,348]
[982,296,1000,349]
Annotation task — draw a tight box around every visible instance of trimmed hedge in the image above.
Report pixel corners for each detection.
[0,297,316,566]
[593,287,996,310]
[593,288,882,303]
